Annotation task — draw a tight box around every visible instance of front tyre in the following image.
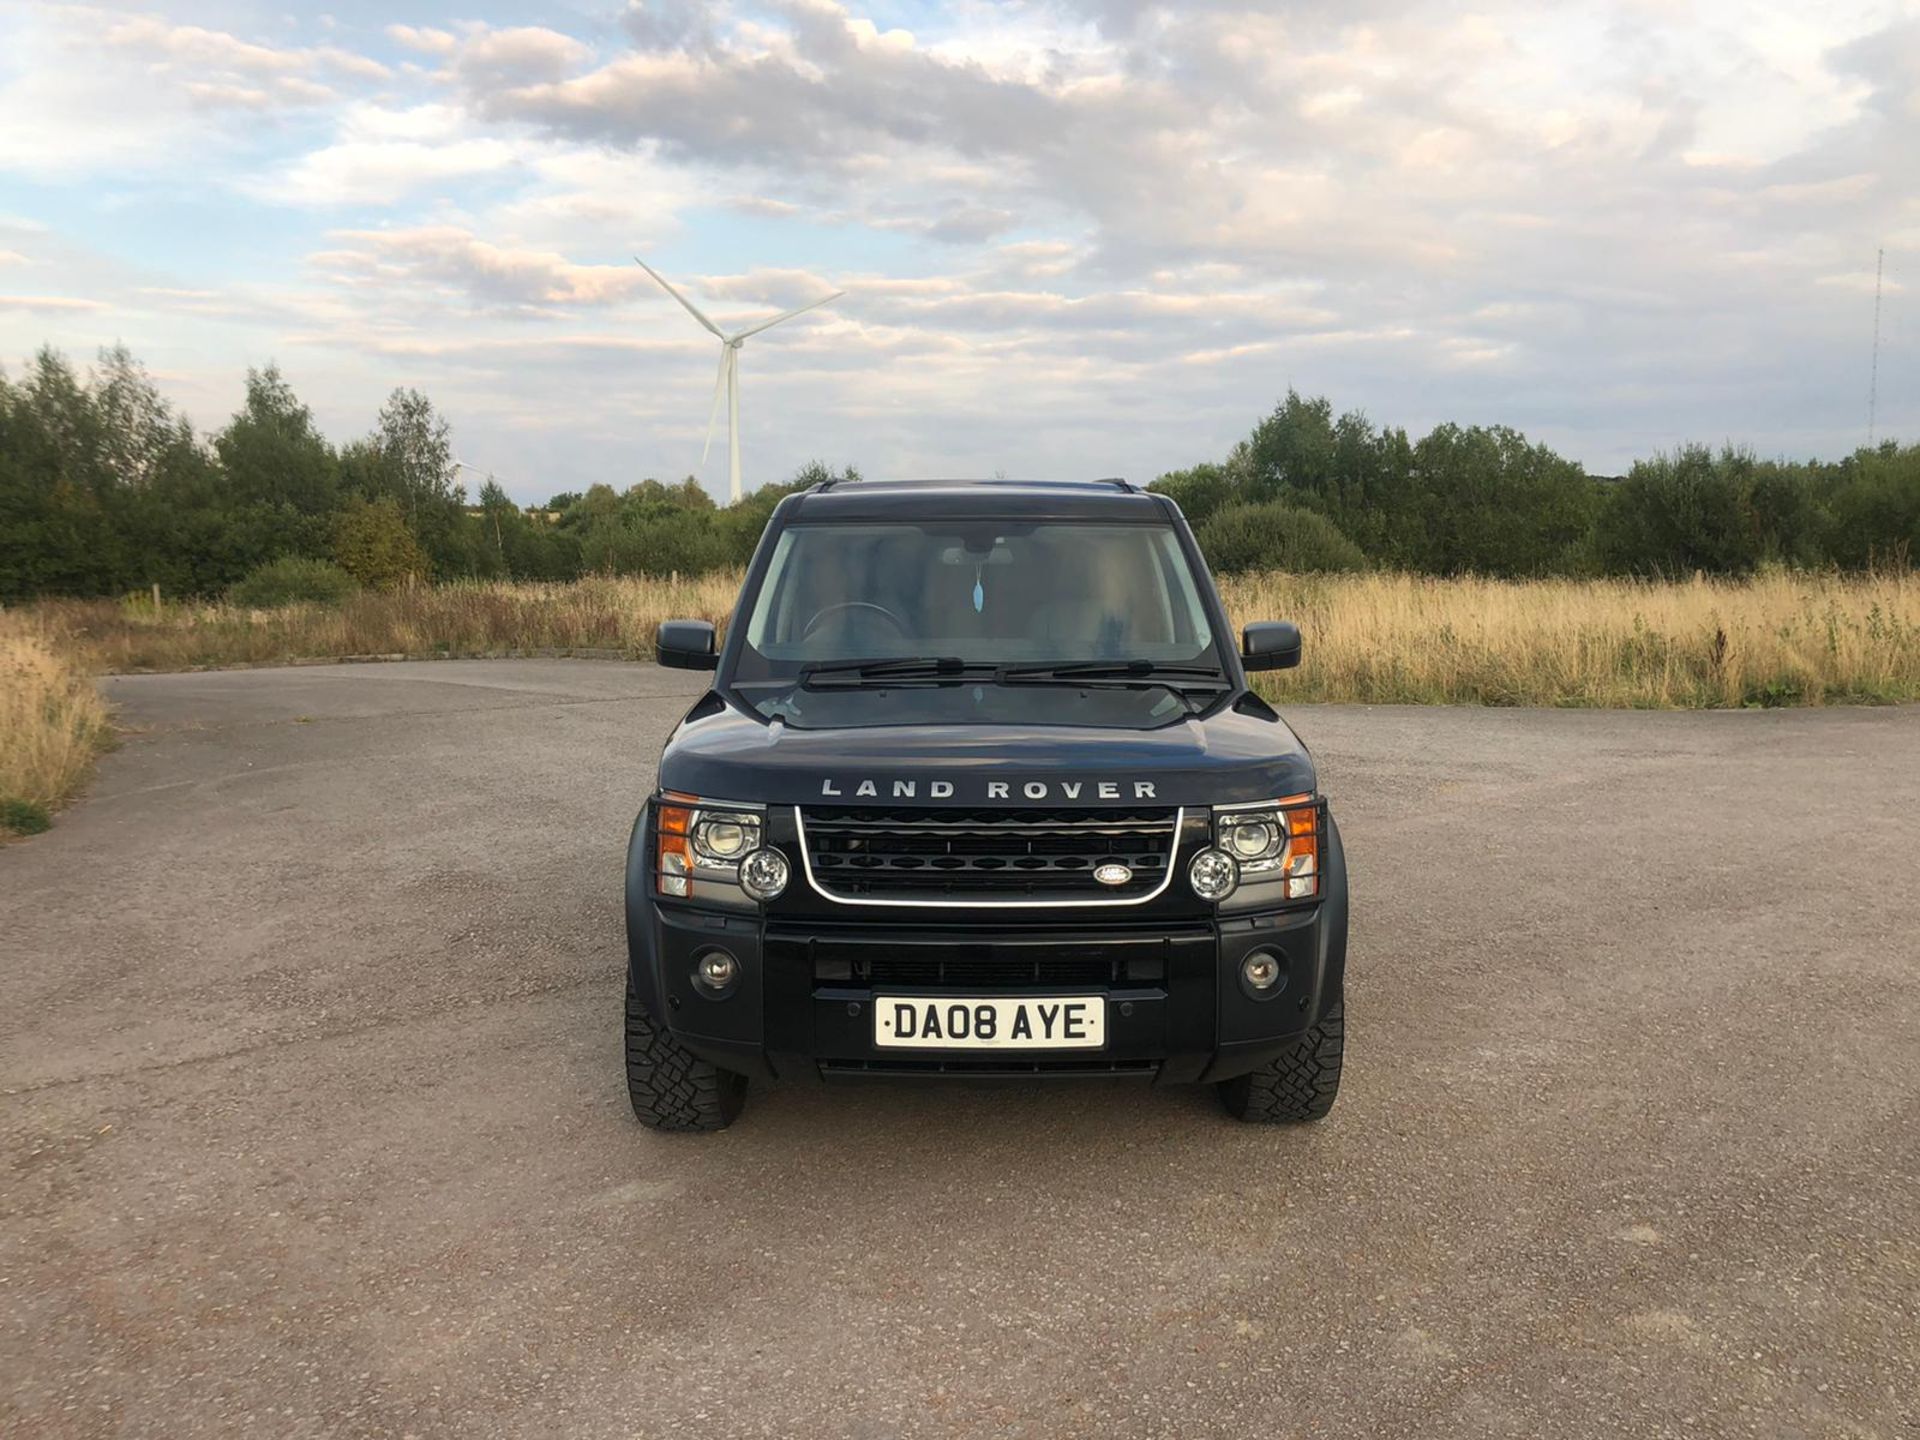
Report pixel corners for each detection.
[1217,999,1344,1124]
[624,978,747,1132]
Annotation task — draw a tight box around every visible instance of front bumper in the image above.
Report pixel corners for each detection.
[625,818,1349,1085]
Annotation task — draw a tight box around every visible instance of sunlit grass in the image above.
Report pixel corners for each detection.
[0,610,113,834]
[26,575,742,674]
[1220,570,1920,707]
[11,567,1920,733]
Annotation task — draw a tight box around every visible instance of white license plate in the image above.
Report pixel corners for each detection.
[873,995,1106,1051]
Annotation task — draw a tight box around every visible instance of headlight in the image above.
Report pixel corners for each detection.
[655,794,773,904]
[694,816,752,859]
[1222,817,1278,860]
[1213,795,1319,901]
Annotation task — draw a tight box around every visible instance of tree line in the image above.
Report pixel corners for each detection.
[1157,392,1917,576]
[2,345,1914,605]
[0,345,850,604]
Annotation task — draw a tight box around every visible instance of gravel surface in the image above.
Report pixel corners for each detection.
[3,660,1917,1439]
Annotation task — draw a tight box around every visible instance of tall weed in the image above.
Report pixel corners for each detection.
[0,611,113,833]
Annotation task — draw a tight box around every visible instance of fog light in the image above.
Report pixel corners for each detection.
[1241,952,1281,991]
[739,847,790,901]
[1188,847,1238,901]
[695,950,738,992]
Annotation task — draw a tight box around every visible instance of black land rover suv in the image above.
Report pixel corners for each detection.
[624,478,1347,1130]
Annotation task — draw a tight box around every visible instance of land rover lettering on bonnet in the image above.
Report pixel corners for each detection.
[818,777,1159,800]
[625,478,1349,1131]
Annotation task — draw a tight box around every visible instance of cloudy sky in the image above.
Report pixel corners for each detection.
[0,0,1914,503]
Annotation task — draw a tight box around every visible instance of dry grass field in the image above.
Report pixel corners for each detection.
[20,574,739,674]
[24,569,1920,704]
[5,568,1917,830]
[1224,570,1920,708]
[0,611,112,834]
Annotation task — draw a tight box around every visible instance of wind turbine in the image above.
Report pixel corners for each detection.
[635,257,843,503]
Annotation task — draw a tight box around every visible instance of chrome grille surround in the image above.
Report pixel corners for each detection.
[795,804,1185,909]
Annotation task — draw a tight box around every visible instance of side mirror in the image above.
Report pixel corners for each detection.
[1241,621,1302,672]
[656,619,718,671]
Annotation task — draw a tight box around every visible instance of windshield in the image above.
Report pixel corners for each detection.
[730,520,1225,729]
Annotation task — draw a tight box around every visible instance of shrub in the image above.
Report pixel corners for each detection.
[1197,502,1366,574]
[332,496,429,590]
[578,507,732,578]
[2,797,52,835]
[1594,446,1759,576]
[1826,442,1920,570]
[1150,461,1243,529]
[228,556,359,608]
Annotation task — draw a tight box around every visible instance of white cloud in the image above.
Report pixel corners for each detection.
[101,16,306,75]
[0,3,394,178]
[268,137,522,205]
[453,27,593,83]
[258,104,523,206]
[314,46,394,83]
[313,226,649,308]
[1,0,1914,495]
[0,295,109,312]
[96,10,391,94]
[386,25,457,56]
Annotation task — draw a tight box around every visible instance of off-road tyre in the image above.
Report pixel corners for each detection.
[624,979,747,1132]
[1217,998,1344,1124]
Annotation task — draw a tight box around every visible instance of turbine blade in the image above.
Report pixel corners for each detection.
[634,256,725,339]
[701,344,729,463]
[729,290,845,342]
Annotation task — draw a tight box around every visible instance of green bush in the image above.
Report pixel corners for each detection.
[332,495,429,591]
[1150,461,1243,529]
[1,797,52,835]
[1196,501,1366,574]
[228,556,360,608]
[1593,446,1761,576]
[1826,443,1920,569]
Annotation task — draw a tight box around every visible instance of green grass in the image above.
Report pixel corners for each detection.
[1,797,52,835]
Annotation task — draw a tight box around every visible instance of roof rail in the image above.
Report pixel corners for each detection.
[811,476,1138,492]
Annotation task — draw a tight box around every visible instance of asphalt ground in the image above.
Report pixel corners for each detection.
[3,660,1917,1439]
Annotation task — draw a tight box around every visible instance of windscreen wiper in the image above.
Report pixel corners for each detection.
[998,660,1228,681]
[799,656,985,688]
[995,660,1229,715]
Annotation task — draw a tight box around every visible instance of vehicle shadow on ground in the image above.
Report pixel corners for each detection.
[585,1019,1340,1231]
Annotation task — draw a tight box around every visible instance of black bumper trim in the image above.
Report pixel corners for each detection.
[627,816,1350,1087]
[818,1058,1160,1080]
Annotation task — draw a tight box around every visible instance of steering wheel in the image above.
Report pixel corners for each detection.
[801,601,912,641]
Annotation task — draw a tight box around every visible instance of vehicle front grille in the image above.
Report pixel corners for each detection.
[797,805,1181,903]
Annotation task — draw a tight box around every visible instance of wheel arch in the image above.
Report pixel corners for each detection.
[624,810,668,1017]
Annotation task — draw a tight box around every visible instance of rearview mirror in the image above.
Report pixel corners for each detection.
[656,619,718,671]
[1241,621,1302,672]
